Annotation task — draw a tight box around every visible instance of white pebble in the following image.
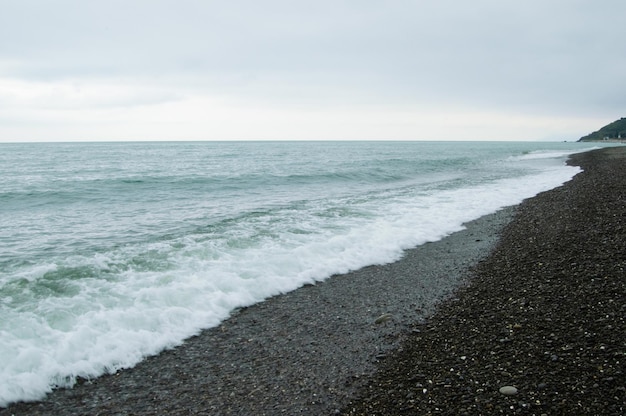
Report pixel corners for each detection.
[499,385,518,396]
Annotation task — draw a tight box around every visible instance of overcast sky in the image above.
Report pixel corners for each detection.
[1,0,624,142]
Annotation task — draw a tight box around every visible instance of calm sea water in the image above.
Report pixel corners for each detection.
[0,140,601,405]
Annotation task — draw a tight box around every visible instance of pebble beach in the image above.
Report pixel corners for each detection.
[2,146,624,415]
[343,146,626,415]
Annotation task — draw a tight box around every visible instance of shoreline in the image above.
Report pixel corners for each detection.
[2,190,516,414]
[4,146,624,415]
[343,146,626,415]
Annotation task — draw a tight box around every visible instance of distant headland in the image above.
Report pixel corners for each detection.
[578,117,626,142]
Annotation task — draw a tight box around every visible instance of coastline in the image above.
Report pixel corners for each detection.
[343,146,626,415]
[3,146,624,415]
[2,186,515,414]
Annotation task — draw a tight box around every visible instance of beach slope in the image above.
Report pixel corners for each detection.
[343,146,626,415]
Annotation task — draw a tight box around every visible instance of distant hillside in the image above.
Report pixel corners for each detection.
[578,117,626,141]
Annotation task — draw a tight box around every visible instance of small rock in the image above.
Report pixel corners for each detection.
[499,385,518,396]
[374,313,393,324]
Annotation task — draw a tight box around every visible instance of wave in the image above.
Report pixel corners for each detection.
[510,146,602,161]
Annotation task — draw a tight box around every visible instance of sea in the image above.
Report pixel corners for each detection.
[0,140,605,406]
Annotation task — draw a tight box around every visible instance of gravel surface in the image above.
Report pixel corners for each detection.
[342,146,626,415]
[3,147,624,415]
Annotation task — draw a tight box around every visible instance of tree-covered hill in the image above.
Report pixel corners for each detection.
[579,117,626,141]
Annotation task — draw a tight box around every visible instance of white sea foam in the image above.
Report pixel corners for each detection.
[0,142,592,406]
[7,262,58,283]
[510,146,600,161]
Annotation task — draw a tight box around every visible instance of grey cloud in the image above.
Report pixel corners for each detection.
[1,0,625,117]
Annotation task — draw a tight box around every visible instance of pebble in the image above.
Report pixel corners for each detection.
[499,386,518,396]
[374,313,393,324]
